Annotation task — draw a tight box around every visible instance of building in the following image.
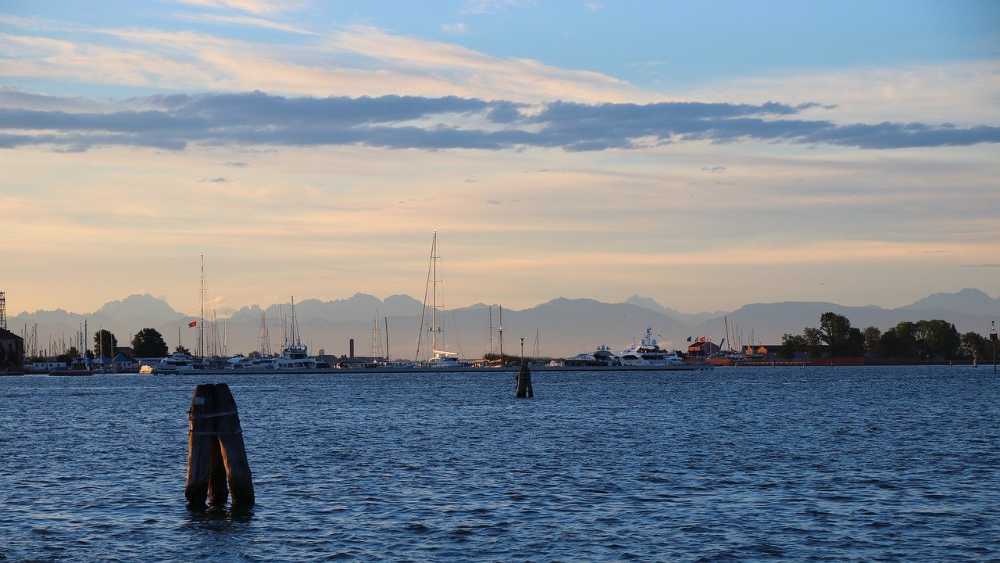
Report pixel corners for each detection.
[0,328,25,371]
[687,339,721,357]
[111,352,138,372]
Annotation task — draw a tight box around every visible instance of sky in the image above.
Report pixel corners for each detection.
[2,0,999,316]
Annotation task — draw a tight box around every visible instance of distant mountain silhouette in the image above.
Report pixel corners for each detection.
[624,294,722,324]
[229,293,423,324]
[900,288,1000,316]
[9,288,997,358]
[94,293,186,325]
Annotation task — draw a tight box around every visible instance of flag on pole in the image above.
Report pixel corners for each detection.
[188,320,198,327]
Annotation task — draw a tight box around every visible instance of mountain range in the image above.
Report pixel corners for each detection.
[8,289,999,358]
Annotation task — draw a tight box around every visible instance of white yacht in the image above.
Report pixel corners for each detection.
[427,349,464,368]
[272,297,318,370]
[153,352,199,374]
[619,328,686,367]
[273,343,317,370]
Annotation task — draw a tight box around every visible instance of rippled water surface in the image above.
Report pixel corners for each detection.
[2,367,999,561]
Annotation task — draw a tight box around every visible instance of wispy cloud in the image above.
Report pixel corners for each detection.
[441,22,468,35]
[172,13,317,35]
[0,21,644,102]
[2,90,997,152]
[461,0,529,15]
[175,0,290,15]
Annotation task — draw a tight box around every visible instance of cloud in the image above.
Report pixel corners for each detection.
[175,0,289,15]
[2,90,998,152]
[441,23,468,35]
[0,21,645,103]
[701,165,726,173]
[686,61,1000,125]
[461,0,529,15]
[172,13,317,35]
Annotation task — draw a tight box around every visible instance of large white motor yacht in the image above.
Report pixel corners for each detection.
[154,352,199,374]
[273,343,317,370]
[619,328,685,367]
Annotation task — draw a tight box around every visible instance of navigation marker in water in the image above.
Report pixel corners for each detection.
[185,383,255,511]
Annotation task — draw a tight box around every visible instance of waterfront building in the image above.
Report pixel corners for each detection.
[687,339,721,357]
[0,328,25,371]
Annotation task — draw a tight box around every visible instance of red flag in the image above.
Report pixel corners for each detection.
[188,320,198,327]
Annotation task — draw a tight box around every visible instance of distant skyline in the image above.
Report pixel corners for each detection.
[2,1,999,315]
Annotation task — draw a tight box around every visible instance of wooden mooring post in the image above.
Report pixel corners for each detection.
[185,383,255,511]
[515,362,534,399]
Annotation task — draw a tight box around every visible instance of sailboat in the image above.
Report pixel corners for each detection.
[417,232,465,368]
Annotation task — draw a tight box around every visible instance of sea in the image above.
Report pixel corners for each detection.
[1,366,998,561]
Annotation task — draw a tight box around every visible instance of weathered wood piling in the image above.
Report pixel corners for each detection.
[515,362,534,399]
[185,383,254,511]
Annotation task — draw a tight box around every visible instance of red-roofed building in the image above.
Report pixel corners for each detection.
[687,339,721,357]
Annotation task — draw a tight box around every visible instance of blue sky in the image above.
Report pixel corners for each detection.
[1,0,998,314]
[5,0,998,93]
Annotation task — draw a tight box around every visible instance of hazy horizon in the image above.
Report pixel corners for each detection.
[3,1,999,316]
[8,286,999,320]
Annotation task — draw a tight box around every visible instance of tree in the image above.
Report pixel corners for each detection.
[93,330,118,358]
[57,346,80,363]
[780,333,807,359]
[863,326,882,354]
[960,332,988,361]
[132,328,168,358]
[175,345,191,356]
[802,327,823,357]
[817,312,865,357]
[879,322,918,359]
[914,320,961,360]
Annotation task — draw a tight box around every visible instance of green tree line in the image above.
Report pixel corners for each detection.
[781,312,994,361]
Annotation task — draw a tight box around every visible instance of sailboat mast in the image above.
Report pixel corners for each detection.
[431,231,438,352]
[199,254,205,358]
[498,304,504,359]
[290,296,298,347]
[385,316,390,361]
